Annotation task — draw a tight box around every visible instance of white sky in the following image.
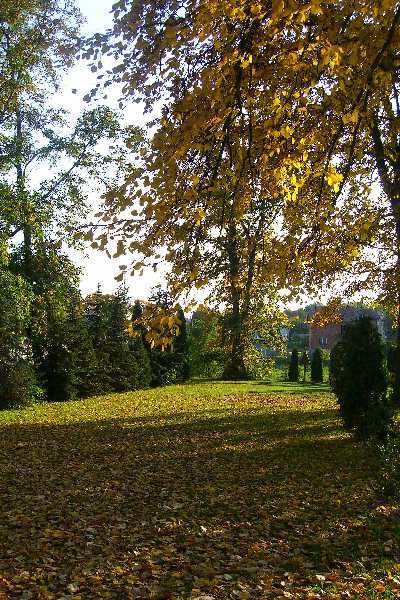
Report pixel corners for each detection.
[52,0,315,309]
[52,0,166,300]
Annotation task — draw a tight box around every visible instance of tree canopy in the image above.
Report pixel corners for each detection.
[82,0,400,375]
[85,0,398,295]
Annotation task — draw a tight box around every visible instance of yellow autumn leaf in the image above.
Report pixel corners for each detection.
[194,207,206,225]
[342,109,359,125]
[326,166,343,192]
[240,54,253,68]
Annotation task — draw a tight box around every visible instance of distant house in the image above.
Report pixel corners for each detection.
[309,306,385,352]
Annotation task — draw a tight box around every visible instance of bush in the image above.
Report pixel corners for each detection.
[0,358,39,409]
[288,349,299,382]
[188,311,226,378]
[311,347,324,383]
[329,317,392,439]
[244,342,274,381]
[0,269,38,408]
[174,308,191,381]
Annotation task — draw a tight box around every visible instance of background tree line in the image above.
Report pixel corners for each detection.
[0,276,193,408]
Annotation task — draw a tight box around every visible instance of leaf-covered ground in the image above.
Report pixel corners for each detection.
[0,382,399,599]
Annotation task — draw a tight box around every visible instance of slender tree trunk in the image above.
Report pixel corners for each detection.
[391,206,400,404]
[16,108,33,282]
[388,162,400,403]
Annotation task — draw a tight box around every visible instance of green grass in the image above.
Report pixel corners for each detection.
[0,381,398,599]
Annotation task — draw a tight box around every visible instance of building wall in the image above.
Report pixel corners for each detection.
[309,323,341,352]
[309,308,385,353]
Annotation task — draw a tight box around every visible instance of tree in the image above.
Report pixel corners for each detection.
[0,0,143,401]
[11,248,98,402]
[311,348,323,384]
[0,0,81,121]
[0,248,37,407]
[329,340,346,404]
[86,0,400,383]
[86,1,300,379]
[188,310,226,379]
[262,1,400,399]
[288,349,299,383]
[85,287,139,393]
[1,101,134,285]
[141,287,189,386]
[300,351,310,383]
[330,317,392,438]
[242,291,287,380]
[130,300,152,389]
[174,307,191,380]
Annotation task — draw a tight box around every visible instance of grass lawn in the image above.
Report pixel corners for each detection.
[0,381,399,599]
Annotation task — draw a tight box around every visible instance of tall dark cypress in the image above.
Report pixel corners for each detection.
[311,348,324,383]
[288,349,299,382]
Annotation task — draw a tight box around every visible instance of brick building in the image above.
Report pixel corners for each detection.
[309,307,384,352]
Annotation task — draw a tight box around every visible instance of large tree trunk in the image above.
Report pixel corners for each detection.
[222,290,248,380]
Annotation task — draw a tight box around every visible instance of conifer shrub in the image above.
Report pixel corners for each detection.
[130,300,152,388]
[145,289,191,386]
[300,351,310,382]
[329,340,345,403]
[150,350,178,387]
[288,349,299,382]
[14,249,99,402]
[311,347,324,383]
[330,317,392,439]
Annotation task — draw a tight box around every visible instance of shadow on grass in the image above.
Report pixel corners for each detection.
[0,403,397,598]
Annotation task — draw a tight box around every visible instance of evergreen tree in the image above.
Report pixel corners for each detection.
[300,351,310,382]
[85,287,139,393]
[288,349,299,382]
[330,317,392,438]
[130,300,152,389]
[108,286,139,392]
[174,307,190,381]
[0,258,37,407]
[146,287,180,386]
[85,289,112,392]
[329,340,345,404]
[0,1,135,404]
[311,348,324,383]
[12,248,98,402]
